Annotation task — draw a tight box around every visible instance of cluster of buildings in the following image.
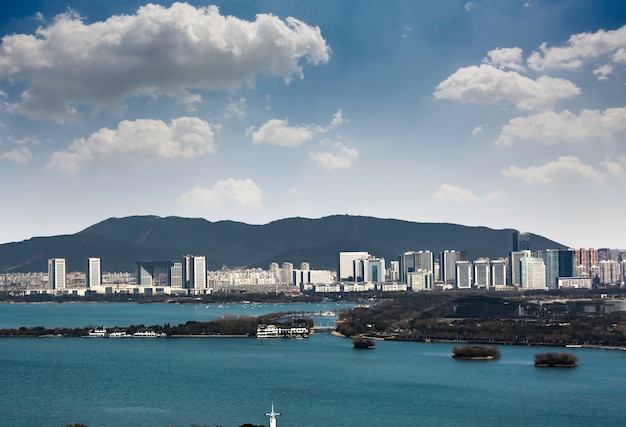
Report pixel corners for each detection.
[2,232,625,296]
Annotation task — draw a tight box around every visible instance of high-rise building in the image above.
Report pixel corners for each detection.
[440,250,461,285]
[388,261,400,282]
[269,262,280,278]
[513,232,531,251]
[599,260,621,285]
[338,252,370,281]
[455,260,472,289]
[509,250,531,286]
[300,262,310,271]
[473,258,490,288]
[170,262,183,288]
[183,255,207,292]
[398,252,417,283]
[363,258,386,283]
[537,249,560,290]
[520,257,547,290]
[282,262,294,285]
[407,270,433,291]
[48,258,66,290]
[86,257,101,288]
[491,258,507,287]
[558,250,576,278]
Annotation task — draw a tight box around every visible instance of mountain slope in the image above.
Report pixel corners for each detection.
[0,215,566,273]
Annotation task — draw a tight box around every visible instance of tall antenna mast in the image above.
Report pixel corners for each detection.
[266,402,280,427]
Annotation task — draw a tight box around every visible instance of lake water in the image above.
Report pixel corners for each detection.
[0,303,625,427]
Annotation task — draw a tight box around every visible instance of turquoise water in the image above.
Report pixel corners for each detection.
[0,303,625,426]
[0,301,350,329]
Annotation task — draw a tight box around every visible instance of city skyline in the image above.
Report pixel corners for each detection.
[1,1,626,249]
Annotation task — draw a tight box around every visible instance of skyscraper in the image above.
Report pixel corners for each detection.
[491,258,507,287]
[86,257,101,288]
[183,255,207,292]
[520,257,547,290]
[455,260,472,289]
[363,258,386,283]
[512,232,531,251]
[48,258,66,290]
[509,250,531,286]
[537,249,560,290]
[473,258,490,288]
[282,262,294,284]
[338,252,370,281]
[440,250,461,285]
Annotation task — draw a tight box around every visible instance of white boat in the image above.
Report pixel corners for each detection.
[132,330,160,338]
[87,327,107,337]
[108,331,128,338]
[256,324,280,338]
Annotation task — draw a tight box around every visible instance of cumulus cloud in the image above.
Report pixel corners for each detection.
[495,107,626,147]
[0,2,330,122]
[309,142,358,170]
[527,24,626,71]
[47,116,216,173]
[502,156,604,183]
[593,64,613,80]
[484,47,525,71]
[249,118,314,147]
[434,64,580,111]
[329,109,347,128]
[0,147,31,163]
[177,178,262,210]
[225,97,247,119]
[432,184,479,203]
[249,109,346,147]
[601,156,626,176]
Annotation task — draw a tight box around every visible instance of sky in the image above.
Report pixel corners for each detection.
[0,0,625,249]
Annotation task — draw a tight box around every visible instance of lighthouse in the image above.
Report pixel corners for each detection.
[266,402,280,427]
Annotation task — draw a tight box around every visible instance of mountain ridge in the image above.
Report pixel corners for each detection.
[0,215,567,273]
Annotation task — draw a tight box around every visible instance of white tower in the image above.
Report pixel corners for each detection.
[266,403,280,427]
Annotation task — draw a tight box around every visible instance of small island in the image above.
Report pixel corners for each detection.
[353,336,375,349]
[452,345,501,360]
[534,352,579,367]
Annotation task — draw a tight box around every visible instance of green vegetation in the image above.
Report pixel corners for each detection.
[452,345,500,359]
[0,312,314,338]
[534,352,579,367]
[336,292,626,347]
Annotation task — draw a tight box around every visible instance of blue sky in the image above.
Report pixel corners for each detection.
[1,0,625,249]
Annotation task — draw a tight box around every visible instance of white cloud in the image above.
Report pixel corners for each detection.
[485,188,507,201]
[502,156,604,183]
[225,97,247,119]
[484,47,525,71]
[613,48,626,64]
[434,64,580,111]
[249,118,314,147]
[0,3,330,122]
[177,178,262,211]
[432,184,479,203]
[601,156,626,176]
[593,64,613,80]
[309,143,358,170]
[527,24,626,71]
[472,124,486,136]
[495,107,626,147]
[249,110,346,147]
[329,109,347,128]
[47,116,216,173]
[0,147,31,163]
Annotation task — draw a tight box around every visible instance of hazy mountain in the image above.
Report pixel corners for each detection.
[0,215,566,273]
